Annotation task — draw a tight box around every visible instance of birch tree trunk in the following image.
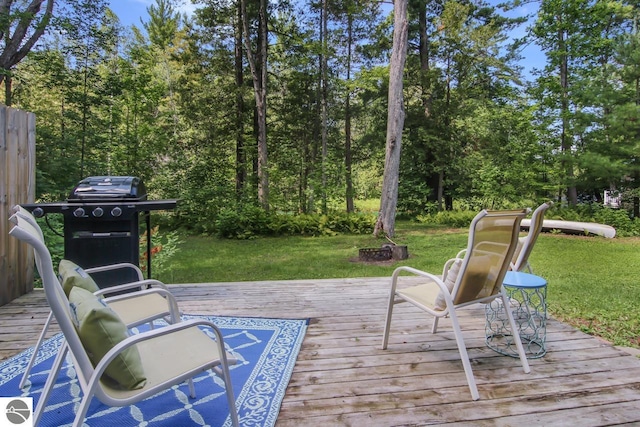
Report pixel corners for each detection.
[374,0,408,238]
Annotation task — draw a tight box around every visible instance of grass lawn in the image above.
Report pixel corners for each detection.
[157,221,640,349]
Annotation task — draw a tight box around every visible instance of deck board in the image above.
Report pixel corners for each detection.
[1,277,639,426]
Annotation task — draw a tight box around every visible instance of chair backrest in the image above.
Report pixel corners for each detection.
[452,209,527,306]
[10,206,46,278]
[512,201,552,272]
[9,214,96,386]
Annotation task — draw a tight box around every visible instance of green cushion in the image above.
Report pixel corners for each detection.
[59,259,100,298]
[69,287,147,390]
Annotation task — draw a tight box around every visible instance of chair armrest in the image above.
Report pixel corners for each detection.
[391,266,456,313]
[93,279,168,297]
[102,286,181,325]
[85,263,144,282]
[102,286,175,304]
[391,266,449,293]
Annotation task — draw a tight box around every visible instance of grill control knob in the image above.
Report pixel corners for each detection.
[111,206,122,217]
[92,207,104,217]
[73,207,85,218]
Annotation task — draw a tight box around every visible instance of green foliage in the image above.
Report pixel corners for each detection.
[414,205,640,237]
[593,208,640,237]
[546,205,640,237]
[140,226,184,277]
[215,206,273,239]
[416,210,479,228]
[532,235,640,348]
[214,207,376,239]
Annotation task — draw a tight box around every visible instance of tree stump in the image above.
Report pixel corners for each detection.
[391,245,409,260]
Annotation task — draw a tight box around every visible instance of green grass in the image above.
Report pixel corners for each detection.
[530,235,640,348]
[156,221,640,349]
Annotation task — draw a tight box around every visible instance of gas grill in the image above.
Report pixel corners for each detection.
[23,176,177,288]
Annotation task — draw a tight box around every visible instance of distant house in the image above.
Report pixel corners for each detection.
[604,190,621,208]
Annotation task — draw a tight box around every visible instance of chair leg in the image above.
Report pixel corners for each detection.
[448,309,480,400]
[381,293,396,350]
[188,378,196,398]
[501,290,531,374]
[20,311,54,389]
[33,341,68,426]
[431,316,440,334]
[222,366,239,427]
[72,389,94,427]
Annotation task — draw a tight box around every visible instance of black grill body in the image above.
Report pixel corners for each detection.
[64,205,142,287]
[23,176,177,289]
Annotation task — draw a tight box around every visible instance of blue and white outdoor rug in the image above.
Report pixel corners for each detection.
[0,314,308,427]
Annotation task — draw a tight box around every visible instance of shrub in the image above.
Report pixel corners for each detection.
[593,208,640,237]
[416,210,478,228]
[214,208,376,239]
[140,226,184,276]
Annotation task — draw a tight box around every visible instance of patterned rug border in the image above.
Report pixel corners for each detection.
[0,314,309,427]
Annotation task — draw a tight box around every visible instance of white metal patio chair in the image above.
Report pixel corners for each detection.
[9,213,239,427]
[381,209,530,400]
[11,206,181,389]
[510,201,553,273]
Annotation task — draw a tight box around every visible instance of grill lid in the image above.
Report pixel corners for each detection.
[68,176,147,201]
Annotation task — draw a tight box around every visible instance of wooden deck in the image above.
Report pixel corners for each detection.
[2,277,640,426]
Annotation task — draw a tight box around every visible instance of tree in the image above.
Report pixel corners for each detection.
[398,0,526,213]
[62,0,111,179]
[330,0,383,213]
[374,0,408,238]
[0,0,55,104]
[143,0,179,49]
[241,0,269,210]
[532,0,634,206]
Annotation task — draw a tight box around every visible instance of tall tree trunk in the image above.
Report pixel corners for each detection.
[418,0,430,116]
[320,0,329,214]
[235,2,246,198]
[241,0,269,210]
[374,0,408,238]
[345,14,354,213]
[439,52,453,211]
[4,74,11,106]
[257,0,268,209]
[559,26,577,205]
[80,46,89,179]
[635,75,640,218]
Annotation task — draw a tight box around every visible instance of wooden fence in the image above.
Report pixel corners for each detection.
[0,105,36,307]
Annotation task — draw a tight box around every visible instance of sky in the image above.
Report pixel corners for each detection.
[107,0,545,80]
[108,0,196,28]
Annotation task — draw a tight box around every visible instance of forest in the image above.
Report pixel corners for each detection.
[2,0,640,234]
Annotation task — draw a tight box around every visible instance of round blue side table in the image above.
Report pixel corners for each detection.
[485,271,547,358]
